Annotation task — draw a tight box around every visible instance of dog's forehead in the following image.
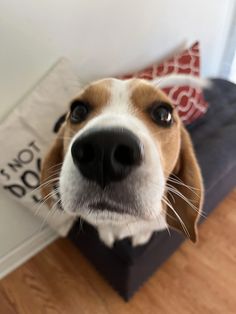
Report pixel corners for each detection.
[80,78,171,110]
[80,78,111,108]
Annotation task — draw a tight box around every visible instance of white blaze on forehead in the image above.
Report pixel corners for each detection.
[103,79,132,115]
[69,78,150,141]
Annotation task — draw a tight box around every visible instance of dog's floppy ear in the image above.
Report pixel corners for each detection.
[166,126,204,242]
[53,113,67,133]
[41,125,65,207]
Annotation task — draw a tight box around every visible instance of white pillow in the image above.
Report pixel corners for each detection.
[0,58,80,236]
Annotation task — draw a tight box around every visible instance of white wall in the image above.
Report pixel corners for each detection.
[0,0,235,112]
[0,0,235,270]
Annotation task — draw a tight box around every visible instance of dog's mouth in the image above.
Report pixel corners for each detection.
[88,200,127,215]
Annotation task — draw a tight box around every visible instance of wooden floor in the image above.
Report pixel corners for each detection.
[1,189,236,314]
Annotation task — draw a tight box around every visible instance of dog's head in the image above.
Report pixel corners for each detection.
[41,78,203,242]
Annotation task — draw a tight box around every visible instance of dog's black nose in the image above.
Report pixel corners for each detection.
[71,128,143,188]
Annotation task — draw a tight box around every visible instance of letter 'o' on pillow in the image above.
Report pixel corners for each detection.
[120,42,208,125]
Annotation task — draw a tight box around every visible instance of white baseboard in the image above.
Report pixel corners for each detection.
[0,227,58,279]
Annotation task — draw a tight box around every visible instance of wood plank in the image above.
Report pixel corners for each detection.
[1,188,236,314]
[0,285,18,314]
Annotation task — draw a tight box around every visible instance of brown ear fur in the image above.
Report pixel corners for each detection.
[166,126,204,242]
[41,126,65,207]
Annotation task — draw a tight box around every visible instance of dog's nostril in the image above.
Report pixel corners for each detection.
[77,144,95,163]
[72,128,142,187]
[113,144,135,166]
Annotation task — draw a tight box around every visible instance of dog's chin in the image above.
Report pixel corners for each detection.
[79,209,138,226]
[62,198,163,226]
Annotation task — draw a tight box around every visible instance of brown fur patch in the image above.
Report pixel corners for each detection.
[63,79,111,151]
[130,79,173,110]
[79,79,111,108]
[130,80,181,175]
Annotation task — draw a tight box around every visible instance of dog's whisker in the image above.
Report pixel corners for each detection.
[46,162,63,172]
[40,171,61,183]
[43,187,60,201]
[166,184,199,210]
[29,177,60,195]
[168,173,201,191]
[165,184,198,204]
[39,206,56,231]
[162,198,190,238]
[166,184,206,218]
[148,178,205,219]
[167,179,200,195]
[161,195,178,218]
[166,189,176,203]
[166,186,198,212]
[39,197,62,230]
[149,176,203,215]
[44,168,62,177]
[167,178,201,197]
[33,188,60,216]
[166,174,201,193]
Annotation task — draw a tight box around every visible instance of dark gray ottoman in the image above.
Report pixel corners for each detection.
[68,79,236,300]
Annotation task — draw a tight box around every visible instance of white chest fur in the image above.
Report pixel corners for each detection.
[84,214,168,247]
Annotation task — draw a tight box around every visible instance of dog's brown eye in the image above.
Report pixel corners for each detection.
[70,100,89,124]
[150,102,173,127]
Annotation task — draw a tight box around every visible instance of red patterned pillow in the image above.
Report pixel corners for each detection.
[121,42,208,125]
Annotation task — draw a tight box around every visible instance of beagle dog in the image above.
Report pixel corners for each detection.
[41,76,205,247]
